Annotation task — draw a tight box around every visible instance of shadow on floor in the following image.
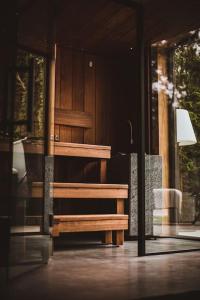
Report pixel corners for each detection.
[141,290,200,299]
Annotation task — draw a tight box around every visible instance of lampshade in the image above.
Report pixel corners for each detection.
[176,109,197,146]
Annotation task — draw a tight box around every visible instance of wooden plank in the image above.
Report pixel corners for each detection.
[32,182,128,199]
[54,142,111,158]
[33,182,128,189]
[72,50,84,143]
[55,108,93,128]
[100,159,107,183]
[95,56,106,145]
[52,218,128,235]
[84,54,96,144]
[55,44,61,141]
[95,56,112,146]
[60,47,73,142]
[54,187,128,199]
[54,214,128,221]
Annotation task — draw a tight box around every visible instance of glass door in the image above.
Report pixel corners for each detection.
[0,0,53,280]
[9,48,51,278]
[145,30,200,254]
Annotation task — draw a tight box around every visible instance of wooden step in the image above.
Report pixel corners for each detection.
[54,142,111,159]
[52,214,128,236]
[32,182,128,199]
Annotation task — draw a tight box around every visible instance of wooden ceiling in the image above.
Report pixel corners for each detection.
[17,0,200,55]
[55,0,136,54]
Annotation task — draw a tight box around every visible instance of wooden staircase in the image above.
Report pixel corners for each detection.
[33,142,129,245]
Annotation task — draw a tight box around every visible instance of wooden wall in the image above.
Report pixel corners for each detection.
[54,45,136,185]
[55,46,112,147]
[55,46,136,150]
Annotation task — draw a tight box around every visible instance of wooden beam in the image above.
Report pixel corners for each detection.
[158,49,170,189]
[48,47,56,156]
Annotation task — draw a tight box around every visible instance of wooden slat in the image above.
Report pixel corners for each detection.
[55,108,93,129]
[72,50,84,143]
[96,56,106,145]
[32,182,128,199]
[54,142,111,158]
[54,214,128,221]
[60,47,72,142]
[84,54,96,144]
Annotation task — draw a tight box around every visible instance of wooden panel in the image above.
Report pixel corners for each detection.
[55,108,93,128]
[95,57,107,145]
[60,47,73,142]
[54,142,111,159]
[72,51,84,143]
[55,47,120,149]
[84,54,96,144]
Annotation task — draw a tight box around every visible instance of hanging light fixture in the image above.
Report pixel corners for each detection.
[176,108,197,146]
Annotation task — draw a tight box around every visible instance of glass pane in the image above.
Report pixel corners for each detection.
[0,1,17,283]
[8,0,51,278]
[146,29,200,254]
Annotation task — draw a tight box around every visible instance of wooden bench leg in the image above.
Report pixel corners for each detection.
[102,230,112,244]
[116,199,124,214]
[100,159,107,183]
[52,224,60,237]
[113,230,124,246]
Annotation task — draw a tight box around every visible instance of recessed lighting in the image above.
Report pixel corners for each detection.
[161,40,167,45]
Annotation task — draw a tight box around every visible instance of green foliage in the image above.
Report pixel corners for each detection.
[14,49,46,139]
[174,32,200,197]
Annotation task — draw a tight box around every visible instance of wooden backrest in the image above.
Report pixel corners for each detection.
[55,108,93,129]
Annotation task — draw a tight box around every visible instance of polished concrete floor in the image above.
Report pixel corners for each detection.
[2,239,200,300]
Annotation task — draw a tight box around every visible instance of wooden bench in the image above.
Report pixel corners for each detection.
[53,214,128,245]
[32,182,129,245]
